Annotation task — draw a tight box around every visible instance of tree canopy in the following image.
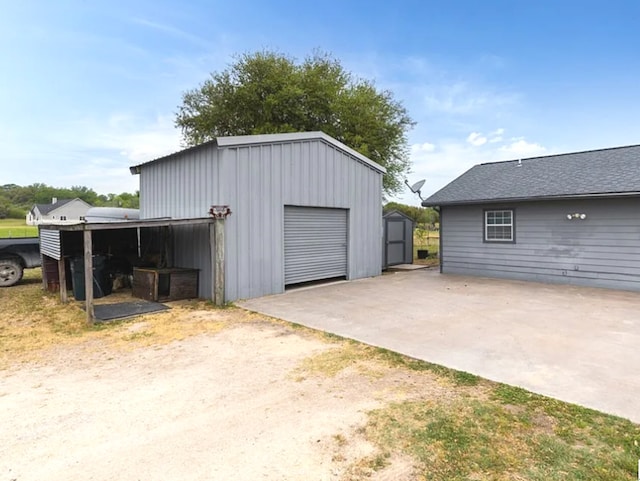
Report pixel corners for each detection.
[175,51,415,196]
[0,184,139,219]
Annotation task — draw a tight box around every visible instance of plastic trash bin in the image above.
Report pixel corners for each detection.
[70,255,112,301]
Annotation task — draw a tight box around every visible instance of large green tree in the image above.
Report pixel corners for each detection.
[175,51,415,196]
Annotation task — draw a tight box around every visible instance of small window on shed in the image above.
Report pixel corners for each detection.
[484,209,514,242]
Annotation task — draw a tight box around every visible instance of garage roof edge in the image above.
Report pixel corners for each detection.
[129,131,386,175]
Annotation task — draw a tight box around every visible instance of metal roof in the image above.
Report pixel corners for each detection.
[129,131,386,174]
[39,216,214,231]
[423,144,640,206]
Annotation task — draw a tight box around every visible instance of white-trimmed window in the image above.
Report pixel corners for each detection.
[484,209,514,242]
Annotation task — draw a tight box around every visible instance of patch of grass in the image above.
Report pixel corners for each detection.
[364,395,640,481]
[490,382,640,478]
[296,338,639,480]
[343,453,392,480]
[0,218,38,238]
[294,341,372,378]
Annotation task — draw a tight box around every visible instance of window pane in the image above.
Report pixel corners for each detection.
[486,225,512,240]
[485,210,514,241]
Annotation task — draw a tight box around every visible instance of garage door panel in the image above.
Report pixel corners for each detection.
[284,206,348,285]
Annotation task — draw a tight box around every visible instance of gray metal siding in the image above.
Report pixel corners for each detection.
[138,138,383,301]
[172,224,211,298]
[284,206,347,284]
[139,148,222,219]
[441,198,640,291]
[39,229,61,260]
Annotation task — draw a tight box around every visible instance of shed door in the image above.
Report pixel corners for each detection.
[284,206,348,285]
[385,218,406,266]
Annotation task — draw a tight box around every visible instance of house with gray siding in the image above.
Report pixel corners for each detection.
[422,144,640,291]
[130,131,386,302]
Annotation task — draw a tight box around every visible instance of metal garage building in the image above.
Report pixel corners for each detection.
[130,132,386,302]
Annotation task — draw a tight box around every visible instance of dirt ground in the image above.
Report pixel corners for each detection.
[0,311,446,481]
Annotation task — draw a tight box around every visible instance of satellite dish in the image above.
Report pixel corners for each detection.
[404,179,426,201]
[410,179,425,193]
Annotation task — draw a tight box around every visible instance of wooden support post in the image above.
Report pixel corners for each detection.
[83,229,94,325]
[209,222,216,302]
[213,218,225,306]
[57,257,67,303]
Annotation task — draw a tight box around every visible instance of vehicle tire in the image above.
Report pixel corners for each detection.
[0,258,23,287]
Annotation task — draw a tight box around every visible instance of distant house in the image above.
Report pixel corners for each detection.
[27,198,92,225]
[422,144,640,292]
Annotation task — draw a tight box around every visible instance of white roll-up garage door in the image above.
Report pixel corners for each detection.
[284,206,348,285]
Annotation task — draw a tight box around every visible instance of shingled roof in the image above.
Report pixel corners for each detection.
[422,144,640,206]
[34,199,74,215]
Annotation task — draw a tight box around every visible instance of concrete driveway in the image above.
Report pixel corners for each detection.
[239,269,640,423]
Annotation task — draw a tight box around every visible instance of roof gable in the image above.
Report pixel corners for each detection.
[423,144,640,206]
[383,209,415,222]
[129,131,386,174]
[33,198,91,215]
[34,198,73,215]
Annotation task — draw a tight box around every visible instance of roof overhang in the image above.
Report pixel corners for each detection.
[422,191,640,207]
[39,217,214,232]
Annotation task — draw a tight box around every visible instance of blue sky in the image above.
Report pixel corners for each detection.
[1,1,639,205]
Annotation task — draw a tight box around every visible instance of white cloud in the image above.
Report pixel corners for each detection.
[466,132,487,146]
[98,114,182,163]
[130,18,214,50]
[488,128,504,143]
[411,142,436,155]
[395,131,550,206]
[465,128,504,146]
[0,112,182,194]
[61,114,182,193]
[499,139,547,157]
[421,82,519,116]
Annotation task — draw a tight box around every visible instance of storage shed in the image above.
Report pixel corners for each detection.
[383,210,414,267]
[130,132,386,302]
[423,144,640,292]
